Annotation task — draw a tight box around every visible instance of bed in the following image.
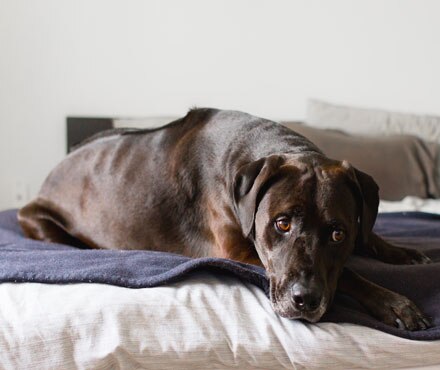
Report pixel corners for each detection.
[2,105,440,369]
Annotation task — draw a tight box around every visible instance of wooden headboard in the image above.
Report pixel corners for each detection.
[66,116,178,153]
[66,117,113,153]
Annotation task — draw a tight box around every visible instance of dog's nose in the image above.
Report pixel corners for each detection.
[291,283,322,312]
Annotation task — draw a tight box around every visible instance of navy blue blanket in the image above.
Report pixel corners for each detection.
[0,209,439,340]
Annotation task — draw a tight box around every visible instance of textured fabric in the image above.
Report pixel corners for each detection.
[1,277,440,370]
[0,209,439,340]
[0,210,267,290]
[380,196,440,214]
[305,99,440,189]
[306,99,440,143]
[282,121,439,200]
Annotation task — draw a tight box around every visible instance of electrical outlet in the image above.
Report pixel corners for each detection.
[12,181,30,208]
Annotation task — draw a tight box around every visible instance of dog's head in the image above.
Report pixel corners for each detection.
[233,154,379,322]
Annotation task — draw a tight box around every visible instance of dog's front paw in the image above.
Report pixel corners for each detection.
[368,234,432,265]
[367,291,431,331]
[378,246,432,265]
[398,247,431,265]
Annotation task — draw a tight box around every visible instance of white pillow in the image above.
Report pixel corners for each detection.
[306,99,440,144]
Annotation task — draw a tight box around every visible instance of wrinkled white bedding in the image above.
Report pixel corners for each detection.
[1,199,440,369]
[1,274,439,370]
[380,196,440,215]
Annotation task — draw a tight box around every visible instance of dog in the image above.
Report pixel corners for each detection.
[18,108,431,330]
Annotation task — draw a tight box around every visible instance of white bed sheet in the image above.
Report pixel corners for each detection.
[1,272,440,370]
[380,196,440,215]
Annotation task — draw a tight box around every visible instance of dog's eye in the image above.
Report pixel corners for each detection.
[331,229,345,243]
[275,218,291,233]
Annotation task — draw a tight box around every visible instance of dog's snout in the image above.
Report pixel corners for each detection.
[291,283,322,312]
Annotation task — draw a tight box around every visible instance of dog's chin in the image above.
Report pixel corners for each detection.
[271,300,328,323]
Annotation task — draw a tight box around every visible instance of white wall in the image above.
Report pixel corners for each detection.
[1,0,440,210]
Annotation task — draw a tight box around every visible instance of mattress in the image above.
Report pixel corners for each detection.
[1,199,440,369]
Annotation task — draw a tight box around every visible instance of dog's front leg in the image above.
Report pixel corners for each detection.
[337,268,431,331]
[360,233,431,265]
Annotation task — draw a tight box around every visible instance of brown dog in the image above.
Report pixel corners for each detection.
[18,108,431,330]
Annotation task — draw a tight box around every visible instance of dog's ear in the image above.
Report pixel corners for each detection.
[233,155,285,238]
[351,166,380,246]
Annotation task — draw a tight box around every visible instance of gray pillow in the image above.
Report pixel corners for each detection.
[282,122,439,201]
[306,99,440,144]
[306,99,440,188]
